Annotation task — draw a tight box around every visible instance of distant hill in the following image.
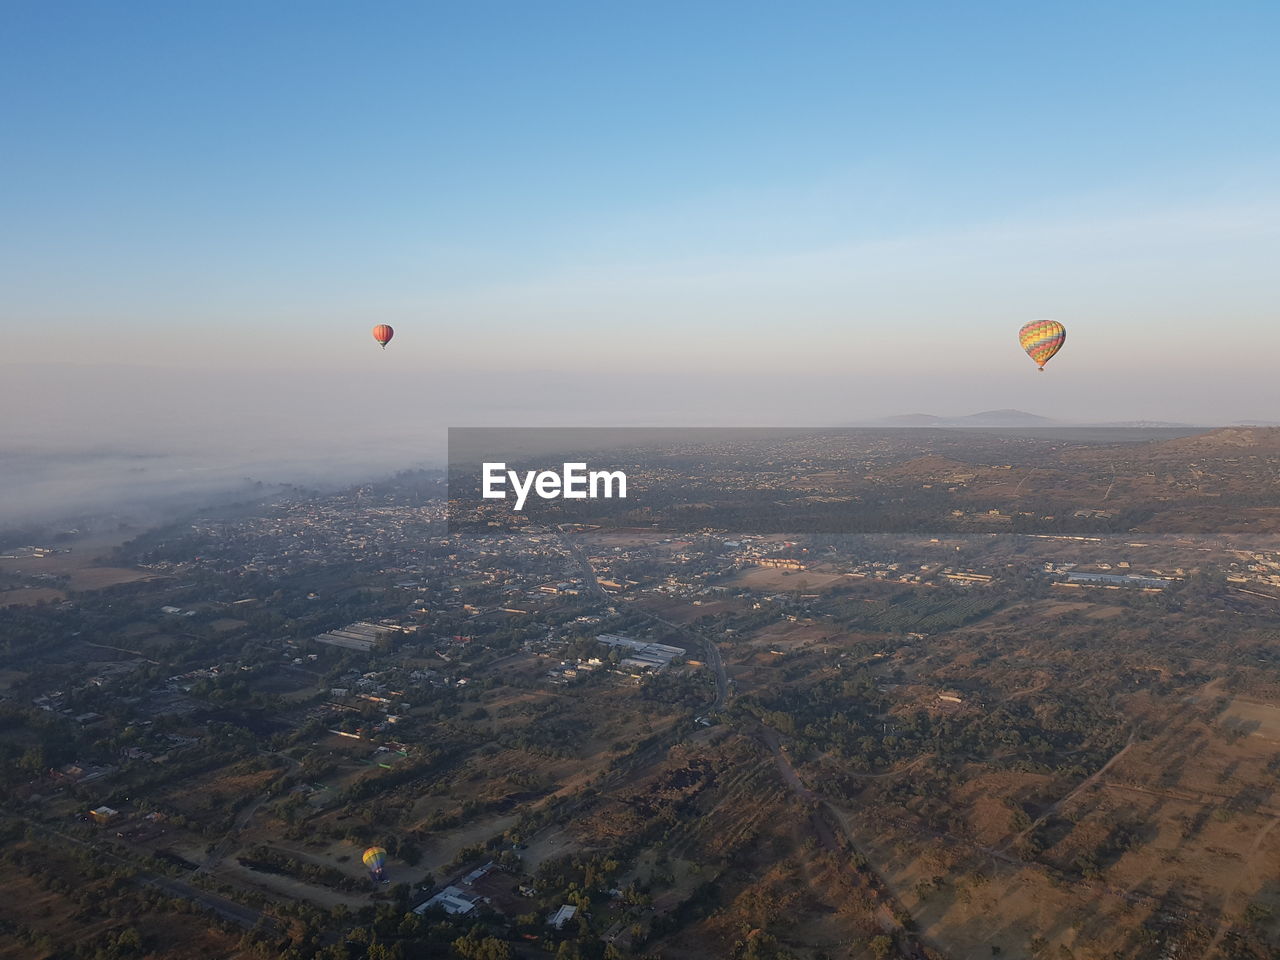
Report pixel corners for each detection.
[855,409,1201,429]
[860,409,1060,428]
[1085,420,1199,429]
[955,409,1059,427]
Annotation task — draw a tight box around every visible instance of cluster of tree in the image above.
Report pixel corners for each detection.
[533,852,624,896]
[828,587,1005,634]
[238,844,364,892]
[738,665,1122,779]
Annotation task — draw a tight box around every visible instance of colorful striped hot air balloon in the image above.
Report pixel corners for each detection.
[362,846,387,882]
[1018,320,1066,371]
[371,324,394,350]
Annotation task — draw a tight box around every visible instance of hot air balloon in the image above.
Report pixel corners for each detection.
[1018,320,1066,371]
[363,846,388,883]
[372,324,394,350]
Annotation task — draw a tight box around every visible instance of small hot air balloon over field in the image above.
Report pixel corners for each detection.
[363,846,387,882]
[372,324,394,350]
[1018,319,1066,371]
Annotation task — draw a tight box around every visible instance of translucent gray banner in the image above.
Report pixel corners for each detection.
[447,426,1280,535]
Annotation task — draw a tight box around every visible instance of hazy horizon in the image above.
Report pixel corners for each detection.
[4,359,1276,527]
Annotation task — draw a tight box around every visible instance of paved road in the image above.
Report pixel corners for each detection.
[147,874,268,930]
[16,814,270,931]
[554,530,610,604]
[645,611,728,712]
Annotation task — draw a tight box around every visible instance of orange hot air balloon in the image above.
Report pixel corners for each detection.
[372,324,394,350]
[1018,319,1066,371]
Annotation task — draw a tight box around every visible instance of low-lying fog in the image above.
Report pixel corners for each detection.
[1,361,1263,530]
[4,362,866,528]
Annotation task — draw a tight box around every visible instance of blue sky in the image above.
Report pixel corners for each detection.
[2,1,1278,394]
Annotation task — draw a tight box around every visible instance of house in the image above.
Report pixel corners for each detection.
[55,763,113,785]
[461,861,494,886]
[414,885,481,916]
[89,806,119,824]
[548,904,578,929]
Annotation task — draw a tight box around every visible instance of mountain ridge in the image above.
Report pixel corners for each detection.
[851,409,1202,429]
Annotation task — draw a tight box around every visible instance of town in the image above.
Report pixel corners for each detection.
[2,427,1280,959]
